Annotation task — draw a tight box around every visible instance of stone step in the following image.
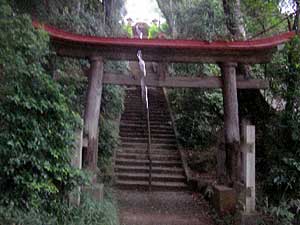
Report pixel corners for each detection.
[118,148,178,155]
[115,158,182,167]
[120,137,176,144]
[121,120,171,124]
[119,128,174,134]
[120,131,175,137]
[115,180,187,191]
[120,122,173,129]
[124,107,168,110]
[121,142,177,150]
[122,111,169,116]
[121,115,171,120]
[120,120,172,125]
[116,172,186,183]
[115,88,187,192]
[115,165,185,175]
[125,104,167,107]
[121,119,172,124]
[116,152,180,161]
[120,125,174,131]
[123,110,169,114]
[125,99,166,104]
[119,133,175,139]
[123,111,170,115]
[124,97,142,100]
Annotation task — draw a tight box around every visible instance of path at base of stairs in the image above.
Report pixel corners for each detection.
[117,190,214,225]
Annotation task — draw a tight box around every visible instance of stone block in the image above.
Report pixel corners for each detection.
[82,183,104,201]
[69,124,83,206]
[69,186,81,206]
[71,123,83,169]
[212,185,237,215]
[236,212,259,225]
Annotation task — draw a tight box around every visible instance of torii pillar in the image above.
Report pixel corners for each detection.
[213,62,241,215]
[221,62,240,185]
[83,56,104,183]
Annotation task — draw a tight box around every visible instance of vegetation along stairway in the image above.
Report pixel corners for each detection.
[115,87,187,191]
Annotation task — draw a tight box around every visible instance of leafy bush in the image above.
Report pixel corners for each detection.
[169,88,223,149]
[261,37,300,202]
[123,24,133,37]
[98,84,125,182]
[0,0,84,208]
[53,58,88,115]
[0,193,119,225]
[148,23,160,39]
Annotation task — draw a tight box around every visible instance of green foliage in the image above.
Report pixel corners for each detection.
[157,0,227,40]
[0,193,119,225]
[259,198,300,225]
[123,24,133,37]
[166,65,223,150]
[98,84,124,182]
[99,62,126,181]
[261,37,300,202]
[160,22,169,33]
[169,88,223,149]
[148,23,160,39]
[242,0,287,37]
[0,1,85,208]
[12,0,126,37]
[54,58,88,115]
[148,22,170,39]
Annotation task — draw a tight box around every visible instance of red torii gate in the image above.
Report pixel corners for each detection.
[33,21,295,189]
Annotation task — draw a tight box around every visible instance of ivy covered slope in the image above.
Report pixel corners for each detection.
[0,1,83,207]
[0,1,121,225]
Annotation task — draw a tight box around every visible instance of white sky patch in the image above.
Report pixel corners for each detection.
[280,0,296,14]
[125,0,165,24]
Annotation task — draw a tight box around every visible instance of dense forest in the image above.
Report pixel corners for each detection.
[0,0,300,224]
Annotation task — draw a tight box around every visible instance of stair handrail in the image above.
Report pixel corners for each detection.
[136,24,152,191]
[141,76,152,191]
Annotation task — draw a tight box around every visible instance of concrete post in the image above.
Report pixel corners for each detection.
[242,122,256,213]
[237,120,257,225]
[70,120,83,206]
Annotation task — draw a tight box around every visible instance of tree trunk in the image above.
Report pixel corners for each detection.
[104,0,115,27]
[156,0,183,38]
[293,0,300,33]
[222,0,246,40]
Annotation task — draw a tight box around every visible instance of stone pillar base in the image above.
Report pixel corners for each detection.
[236,212,259,225]
[69,187,81,206]
[82,183,104,201]
[212,185,237,216]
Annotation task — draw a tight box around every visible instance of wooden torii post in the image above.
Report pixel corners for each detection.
[221,62,240,185]
[83,56,104,181]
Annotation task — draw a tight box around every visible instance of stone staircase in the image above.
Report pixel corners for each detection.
[115,87,187,191]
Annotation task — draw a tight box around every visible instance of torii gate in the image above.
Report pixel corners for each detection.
[33,21,295,205]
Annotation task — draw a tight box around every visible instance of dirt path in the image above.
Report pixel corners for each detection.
[117,189,214,225]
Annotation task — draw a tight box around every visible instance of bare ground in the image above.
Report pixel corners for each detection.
[116,189,214,225]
